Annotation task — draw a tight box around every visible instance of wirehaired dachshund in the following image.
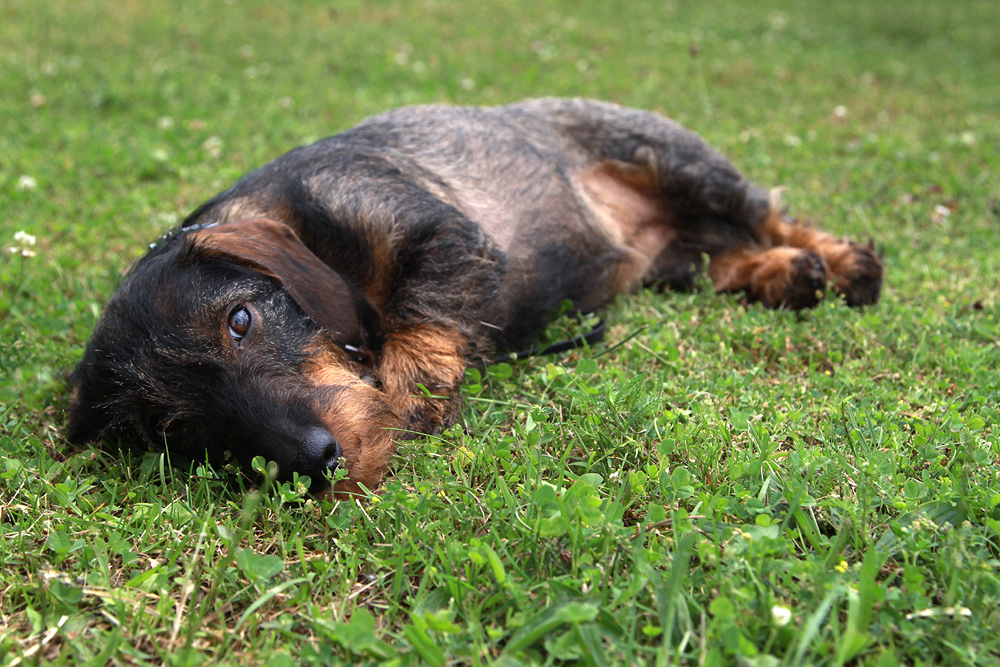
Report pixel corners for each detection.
[68,99,883,495]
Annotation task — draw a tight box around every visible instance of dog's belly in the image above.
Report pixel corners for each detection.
[443,158,677,314]
[388,109,678,301]
[442,183,660,349]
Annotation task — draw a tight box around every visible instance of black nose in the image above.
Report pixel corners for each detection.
[299,427,342,489]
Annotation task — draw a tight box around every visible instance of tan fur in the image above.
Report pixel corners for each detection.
[208,196,298,228]
[376,324,468,432]
[302,346,402,496]
[709,246,812,307]
[360,234,400,311]
[577,159,677,293]
[760,198,880,301]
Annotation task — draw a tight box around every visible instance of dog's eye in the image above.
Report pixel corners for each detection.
[228,306,252,341]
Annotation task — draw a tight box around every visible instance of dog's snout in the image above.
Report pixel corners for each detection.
[300,426,342,482]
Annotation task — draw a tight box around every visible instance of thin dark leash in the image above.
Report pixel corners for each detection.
[489,319,608,364]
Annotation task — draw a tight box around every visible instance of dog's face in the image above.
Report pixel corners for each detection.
[68,218,400,495]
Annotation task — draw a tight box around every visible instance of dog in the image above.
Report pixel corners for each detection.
[67,98,883,496]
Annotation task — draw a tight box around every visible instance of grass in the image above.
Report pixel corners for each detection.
[2,0,999,664]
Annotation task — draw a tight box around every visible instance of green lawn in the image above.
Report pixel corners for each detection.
[2,0,999,664]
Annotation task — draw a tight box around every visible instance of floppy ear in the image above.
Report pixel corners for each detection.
[189,218,366,348]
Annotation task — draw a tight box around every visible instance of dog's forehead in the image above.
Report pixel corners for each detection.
[173,259,279,314]
[123,240,279,317]
[81,247,294,395]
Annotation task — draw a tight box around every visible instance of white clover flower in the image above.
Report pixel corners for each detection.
[17,175,37,191]
[932,205,951,224]
[771,605,792,627]
[13,231,36,246]
[7,231,38,258]
[906,606,972,620]
[203,136,223,158]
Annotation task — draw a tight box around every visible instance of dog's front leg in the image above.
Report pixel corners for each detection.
[295,166,506,435]
[376,323,470,434]
[368,210,505,435]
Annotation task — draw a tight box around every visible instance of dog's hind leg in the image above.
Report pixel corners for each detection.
[707,244,829,309]
[755,202,883,306]
[530,99,882,308]
[705,196,883,308]
[574,138,834,308]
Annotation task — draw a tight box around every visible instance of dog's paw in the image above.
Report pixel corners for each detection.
[376,323,468,436]
[387,380,463,435]
[781,250,829,310]
[829,241,883,306]
[743,247,828,310]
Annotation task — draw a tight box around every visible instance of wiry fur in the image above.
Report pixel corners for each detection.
[68,98,883,495]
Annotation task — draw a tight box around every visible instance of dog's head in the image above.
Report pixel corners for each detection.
[68,218,400,495]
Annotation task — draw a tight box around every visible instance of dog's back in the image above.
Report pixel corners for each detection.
[183,99,767,346]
